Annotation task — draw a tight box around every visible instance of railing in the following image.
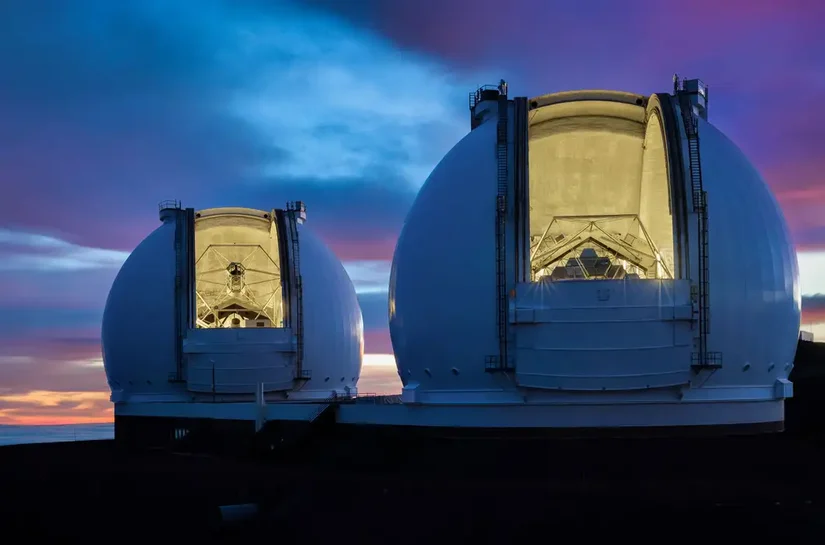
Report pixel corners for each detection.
[469,82,508,129]
[306,390,384,421]
[354,393,403,405]
[691,352,723,368]
[469,84,502,110]
[158,199,181,212]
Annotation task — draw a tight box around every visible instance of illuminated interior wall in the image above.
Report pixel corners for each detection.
[527,98,674,281]
[638,112,674,275]
[193,209,285,328]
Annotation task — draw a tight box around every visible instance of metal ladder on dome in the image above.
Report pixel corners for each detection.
[286,202,307,380]
[169,201,193,384]
[488,90,513,372]
[679,95,722,371]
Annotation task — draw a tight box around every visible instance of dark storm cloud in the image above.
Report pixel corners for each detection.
[299,0,825,250]
[0,0,475,413]
[0,335,106,396]
[227,177,415,260]
[297,0,655,89]
[0,1,241,106]
[0,0,466,252]
[0,0,272,250]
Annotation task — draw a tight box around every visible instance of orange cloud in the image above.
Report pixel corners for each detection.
[0,390,112,425]
[802,312,825,326]
[0,355,401,425]
[767,164,825,251]
[360,354,402,395]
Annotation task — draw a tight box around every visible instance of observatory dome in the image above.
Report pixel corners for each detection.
[102,204,362,404]
[390,82,800,428]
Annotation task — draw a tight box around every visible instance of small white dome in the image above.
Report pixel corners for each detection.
[102,206,362,401]
[298,223,364,392]
[102,218,178,395]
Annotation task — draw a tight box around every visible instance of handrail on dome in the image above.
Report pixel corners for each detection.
[469,80,509,110]
[354,393,403,405]
[158,200,181,212]
[309,393,403,406]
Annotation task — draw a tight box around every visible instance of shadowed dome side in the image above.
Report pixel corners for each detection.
[296,223,364,392]
[697,117,801,385]
[102,209,364,399]
[101,220,177,395]
[389,118,503,391]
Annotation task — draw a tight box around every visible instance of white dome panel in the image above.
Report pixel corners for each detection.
[295,223,364,395]
[102,206,363,403]
[102,220,178,396]
[390,87,801,427]
[696,116,801,385]
[390,118,503,392]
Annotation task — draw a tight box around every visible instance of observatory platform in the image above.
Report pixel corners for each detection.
[103,202,365,440]
[389,80,800,429]
[106,77,802,448]
[385,77,799,433]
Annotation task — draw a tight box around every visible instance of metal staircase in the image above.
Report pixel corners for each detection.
[166,201,193,383]
[468,82,515,372]
[285,202,307,380]
[468,84,501,129]
[308,396,337,423]
[173,205,184,382]
[489,91,513,372]
[678,90,722,371]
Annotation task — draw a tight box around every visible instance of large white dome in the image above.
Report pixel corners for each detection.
[102,205,363,403]
[390,120,501,391]
[390,85,800,428]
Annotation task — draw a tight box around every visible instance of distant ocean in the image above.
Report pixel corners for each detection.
[0,423,114,447]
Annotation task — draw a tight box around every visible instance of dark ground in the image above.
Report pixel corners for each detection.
[3,431,825,543]
[2,341,823,543]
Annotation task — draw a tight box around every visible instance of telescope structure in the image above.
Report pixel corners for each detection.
[102,202,364,441]
[103,78,802,446]
[385,78,800,432]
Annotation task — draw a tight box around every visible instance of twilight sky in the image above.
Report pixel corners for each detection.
[0,0,823,424]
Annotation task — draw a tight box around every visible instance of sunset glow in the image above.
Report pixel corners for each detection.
[0,0,822,425]
[0,356,401,425]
